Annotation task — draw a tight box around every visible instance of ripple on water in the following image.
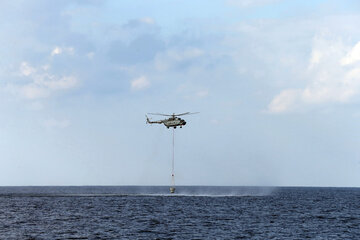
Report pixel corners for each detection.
[0,186,359,239]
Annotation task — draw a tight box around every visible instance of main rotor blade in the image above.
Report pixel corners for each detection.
[148,112,200,116]
[147,113,173,116]
[175,112,199,116]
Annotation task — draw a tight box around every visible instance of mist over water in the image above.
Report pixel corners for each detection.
[0,186,275,197]
[174,186,275,196]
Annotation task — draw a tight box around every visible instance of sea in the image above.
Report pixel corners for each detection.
[0,186,359,239]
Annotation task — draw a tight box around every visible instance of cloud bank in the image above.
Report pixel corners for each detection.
[268,38,360,113]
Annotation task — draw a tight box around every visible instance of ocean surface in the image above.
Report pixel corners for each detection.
[0,186,359,239]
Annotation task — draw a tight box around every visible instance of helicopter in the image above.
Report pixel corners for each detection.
[146,112,199,129]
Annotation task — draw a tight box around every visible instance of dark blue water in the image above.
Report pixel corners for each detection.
[0,186,359,239]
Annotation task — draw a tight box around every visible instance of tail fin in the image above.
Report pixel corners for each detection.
[146,115,150,124]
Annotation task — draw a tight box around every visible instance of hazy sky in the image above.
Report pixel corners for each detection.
[1,0,360,187]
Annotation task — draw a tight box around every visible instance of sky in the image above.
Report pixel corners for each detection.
[1,0,360,187]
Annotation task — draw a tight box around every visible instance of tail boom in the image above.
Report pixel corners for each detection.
[146,115,163,124]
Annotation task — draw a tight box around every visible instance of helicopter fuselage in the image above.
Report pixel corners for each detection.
[147,116,186,128]
[163,117,186,128]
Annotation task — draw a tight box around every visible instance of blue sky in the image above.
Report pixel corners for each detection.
[1,0,360,186]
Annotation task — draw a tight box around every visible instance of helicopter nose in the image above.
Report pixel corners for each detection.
[183,121,186,125]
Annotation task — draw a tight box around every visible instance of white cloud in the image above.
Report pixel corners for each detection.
[177,84,209,100]
[196,90,209,98]
[155,47,204,71]
[131,76,150,90]
[44,118,70,129]
[12,62,78,100]
[346,67,360,81]
[27,101,44,111]
[20,85,50,99]
[42,64,50,71]
[341,41,360,66]
[268,38,360,113]
[41,75,77,90]
[124,17,156,29]
[211,119,220,125]
[139,17,155,25]
[20,62,36,76]
[268,89,301,113]
[86,52,95,59]
[183,90,209,100]
[227,0,280,8]
[309,50,322,69]
[51,47,62,56]
[51,46,75,56]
